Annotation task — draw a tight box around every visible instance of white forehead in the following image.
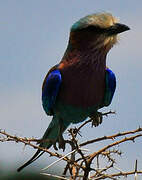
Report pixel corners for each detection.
[71,12,119,31]
[84,13,118,28]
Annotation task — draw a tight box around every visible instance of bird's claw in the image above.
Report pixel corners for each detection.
[53,142,58,151]
[58,135,66,151]
[90,112,103,127]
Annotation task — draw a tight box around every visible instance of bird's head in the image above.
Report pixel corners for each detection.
[69,13,130,52]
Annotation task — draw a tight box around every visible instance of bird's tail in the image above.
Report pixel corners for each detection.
[17,116,69,172]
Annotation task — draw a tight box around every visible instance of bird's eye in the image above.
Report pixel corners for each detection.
[84,25,107,34]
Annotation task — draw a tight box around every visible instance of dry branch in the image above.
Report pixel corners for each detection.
[1,114,142,179]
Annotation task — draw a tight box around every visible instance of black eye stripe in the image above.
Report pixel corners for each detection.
[77,23,130,35]
[86,25,107,33]
[76,25,108,34]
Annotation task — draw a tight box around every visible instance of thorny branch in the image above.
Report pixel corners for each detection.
[1,111,142,179]
[0,130,83,170]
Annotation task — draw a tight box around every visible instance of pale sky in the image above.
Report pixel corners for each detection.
[0,1,142,179]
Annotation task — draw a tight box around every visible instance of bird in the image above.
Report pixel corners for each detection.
[17,12,130,172]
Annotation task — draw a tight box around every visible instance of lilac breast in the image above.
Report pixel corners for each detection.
[58,62,105,108]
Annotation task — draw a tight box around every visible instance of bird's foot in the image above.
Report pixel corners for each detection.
[58,134,66,151]
[90,112,103,127]
[53,142,58,151]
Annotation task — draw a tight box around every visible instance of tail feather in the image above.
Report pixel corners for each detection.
[17,150,44,172]
[17,116,69,172]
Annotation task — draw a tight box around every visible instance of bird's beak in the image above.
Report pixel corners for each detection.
[108,23,130,35]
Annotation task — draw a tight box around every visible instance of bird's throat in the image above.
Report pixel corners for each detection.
[58,45,107,108]
[61,43,107,72]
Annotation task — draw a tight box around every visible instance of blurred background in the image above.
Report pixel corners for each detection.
[0,0,142,179]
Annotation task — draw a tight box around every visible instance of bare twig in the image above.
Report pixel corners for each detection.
[0,130,83,170]
[91,170,142,179]
[80,127,142,147]
[40,172,69,180]
[42,149,76,171]
[1,121,142,179]
[88,133,142,162]
[76,111,115,133]
[135,159,138,180]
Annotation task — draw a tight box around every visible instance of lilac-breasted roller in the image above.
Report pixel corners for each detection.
[17,12,130,171]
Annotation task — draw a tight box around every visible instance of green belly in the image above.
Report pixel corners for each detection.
[54,101,98,125]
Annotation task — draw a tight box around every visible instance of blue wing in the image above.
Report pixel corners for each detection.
[42,69,62,115]
[103,68,116,106]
